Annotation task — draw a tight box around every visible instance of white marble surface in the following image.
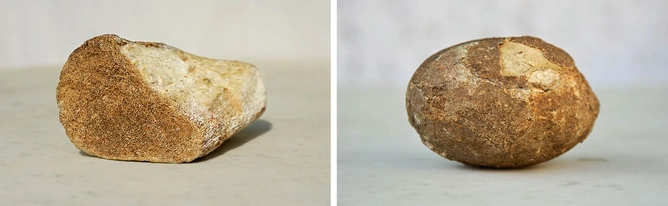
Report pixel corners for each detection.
[338,86,668,205]
[0,60,330,205]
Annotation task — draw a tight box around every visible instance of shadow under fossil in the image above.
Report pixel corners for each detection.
[193,119,272,162]
[450,156,610,171]
[78,119,273,163]
[453,161,556,171]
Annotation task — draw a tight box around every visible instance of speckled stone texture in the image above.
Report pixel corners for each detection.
[57,34,266,163]
[406,36,599,168]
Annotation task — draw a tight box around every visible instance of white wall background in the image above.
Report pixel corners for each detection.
[338,0,668,88]
[0,0,330,69]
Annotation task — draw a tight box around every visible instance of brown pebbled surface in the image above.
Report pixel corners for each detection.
[57,34,201,163]
[406,36,600,168]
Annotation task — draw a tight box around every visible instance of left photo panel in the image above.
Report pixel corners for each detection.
[0,1,330,205]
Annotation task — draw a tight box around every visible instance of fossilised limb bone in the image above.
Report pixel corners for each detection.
[57,34,266,163]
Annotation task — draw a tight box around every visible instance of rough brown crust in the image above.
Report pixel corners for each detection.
[406,36,599,168]
[57,34,200,162]
[57,34,266,163]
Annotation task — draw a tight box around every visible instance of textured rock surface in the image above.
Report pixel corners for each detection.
[57,34,266,163]
[406,36,599,168]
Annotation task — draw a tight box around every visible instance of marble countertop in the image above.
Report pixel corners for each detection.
[338,86,668,205]
[0,60,330,205]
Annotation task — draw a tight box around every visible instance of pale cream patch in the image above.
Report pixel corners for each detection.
[121,44,225,114]
[500,41,563,91]
[528,69,559,89]
[120,43,266,149]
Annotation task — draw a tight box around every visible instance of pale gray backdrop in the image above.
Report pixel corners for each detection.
[338,0,668,88]
[0,0,329,69]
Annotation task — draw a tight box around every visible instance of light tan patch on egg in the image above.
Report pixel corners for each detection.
[500,41,563,91]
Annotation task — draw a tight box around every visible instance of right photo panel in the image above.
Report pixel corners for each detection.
[338,0,668,205]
